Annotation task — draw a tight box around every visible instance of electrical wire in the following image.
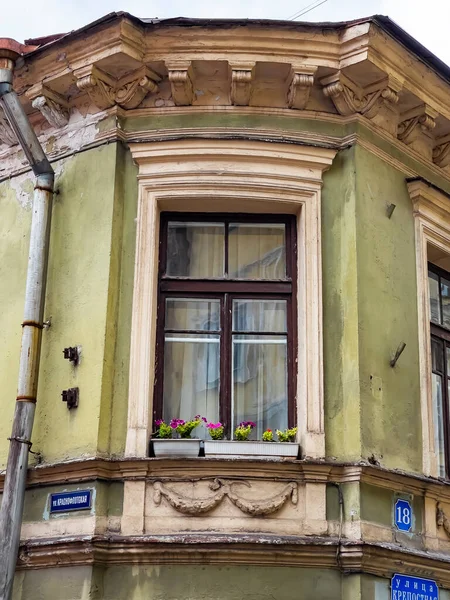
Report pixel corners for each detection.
[288,0,330,21]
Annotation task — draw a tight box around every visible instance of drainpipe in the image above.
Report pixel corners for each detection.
[0,40,54,600]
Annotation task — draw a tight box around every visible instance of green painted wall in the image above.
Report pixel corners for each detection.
[0,142,137,468]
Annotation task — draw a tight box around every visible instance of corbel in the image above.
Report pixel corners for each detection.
[27,84,69,129]
[230,63,254,106]
[114,66,161,109]
[166,62,194,106]
[433,133,450,169]
[0,106,17,146]
[321,71,400,120]
[398,105,437,161]
[75,65,116,110]
[287,66,317,110]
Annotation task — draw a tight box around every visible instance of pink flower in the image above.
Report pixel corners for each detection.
[155,419,164,426]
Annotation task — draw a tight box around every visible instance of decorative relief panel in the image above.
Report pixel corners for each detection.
[0,107,17,146]
[153,478,298,516]
[398,105,437,161]
[28,85,70,129]
[433,134,450,169]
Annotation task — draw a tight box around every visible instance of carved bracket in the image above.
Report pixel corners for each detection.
[153,478,298,516]
[398,105,437,144]
[287,66,317,110]
[167,62,194,106]
[437,503,450,537]
[321,72,400,120]
[230,63,254,106]
[433,134,450,168]
[75,65,160,110]
[0,107,17,146]
[27,85,69,129]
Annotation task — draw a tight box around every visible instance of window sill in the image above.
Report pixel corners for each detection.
[151,439,300,460]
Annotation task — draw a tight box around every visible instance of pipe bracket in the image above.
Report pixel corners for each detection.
[16,395,37,403]
[7,437,32,448]
[21,320,43,329]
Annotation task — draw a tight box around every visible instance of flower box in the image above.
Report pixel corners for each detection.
[152,439,201,458]
[204,440,299,458]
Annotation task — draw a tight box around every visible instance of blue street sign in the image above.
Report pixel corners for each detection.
[391,574,438,600]
[394,498,412,532]
[50,490,92,513]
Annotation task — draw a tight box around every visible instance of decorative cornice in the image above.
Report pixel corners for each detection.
[287,66,316,110]
[0,107,17,146]
[15,534,450,586]
[321,72,400,120]
[167,62,194,106]
[75,65,160,110]
[153,478,297,516]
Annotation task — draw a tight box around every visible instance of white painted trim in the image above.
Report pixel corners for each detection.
[409,180,450,477]
[125,139,337,459]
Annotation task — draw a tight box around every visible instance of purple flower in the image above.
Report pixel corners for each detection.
[206,422,223,429]
[155,419,164,426]
[201,417,208,423]
[238,421,256,429]
[170,418,185,428]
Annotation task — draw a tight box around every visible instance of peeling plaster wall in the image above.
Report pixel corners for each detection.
[0,143,126,468]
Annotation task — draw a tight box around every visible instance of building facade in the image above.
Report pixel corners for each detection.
[1,12,450,599]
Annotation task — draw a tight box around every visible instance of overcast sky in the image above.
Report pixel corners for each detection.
[2,0,449,67]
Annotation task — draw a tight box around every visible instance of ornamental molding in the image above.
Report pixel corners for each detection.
[230,63,254,106]
[153,478,298,516]
[433,134,450,169]
[398,105,437,160]
[166,62,194,106]
[15,534,450,583]
[287,66,317,110]
[74,64,160,110]
[436,503,450,537]
[321,72,400,120]
[0,107,17,146]
[27,85,69,129]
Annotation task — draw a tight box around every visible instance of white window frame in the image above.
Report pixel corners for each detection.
[125,139,336,459]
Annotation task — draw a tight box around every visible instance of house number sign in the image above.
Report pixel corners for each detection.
[391,574,438,600]
[394,498,412,532]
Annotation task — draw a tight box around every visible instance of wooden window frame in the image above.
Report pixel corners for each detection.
[154,213,297,436]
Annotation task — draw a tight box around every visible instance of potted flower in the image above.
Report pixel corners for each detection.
[205,422,300,458]
[151,416,202,457]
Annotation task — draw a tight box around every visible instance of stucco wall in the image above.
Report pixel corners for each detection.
[0,142,137,469]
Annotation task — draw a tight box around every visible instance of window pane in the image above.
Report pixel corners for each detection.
[163,333,220,426]
[429,270,441,324]
[442,277,450,329]
[432,338,444,373]
[166,222,225,278]
[165,298,220,331]
[432,373,446,478]
[232,334,288,439]
[232,299,287,332]
[228,223,286,279]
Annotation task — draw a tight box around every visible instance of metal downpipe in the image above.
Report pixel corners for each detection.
[0,50,54,600]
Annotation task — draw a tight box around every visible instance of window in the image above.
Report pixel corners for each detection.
[154,214,297,439]
[428,263,450,477]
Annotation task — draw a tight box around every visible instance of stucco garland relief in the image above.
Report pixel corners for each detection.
[75,65,161,110]
[153,478,298,516]
[436,503,450,538]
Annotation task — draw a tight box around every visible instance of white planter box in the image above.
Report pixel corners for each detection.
[204,440,299,458]
[152,439,200,458]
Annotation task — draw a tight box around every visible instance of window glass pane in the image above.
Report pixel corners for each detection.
[163,333,220,427]
[232,299,287,332]
[432,338,444,373]
[228,223,286,279]
[432,373,446,478]
[442,277,450,329]
[429,270,441,324]
[165,298,220,331]
[232,334,288,439]
[166,222,225,278]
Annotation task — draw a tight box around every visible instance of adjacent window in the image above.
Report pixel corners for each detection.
[428,263,450,477]
[155,213,297,439]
